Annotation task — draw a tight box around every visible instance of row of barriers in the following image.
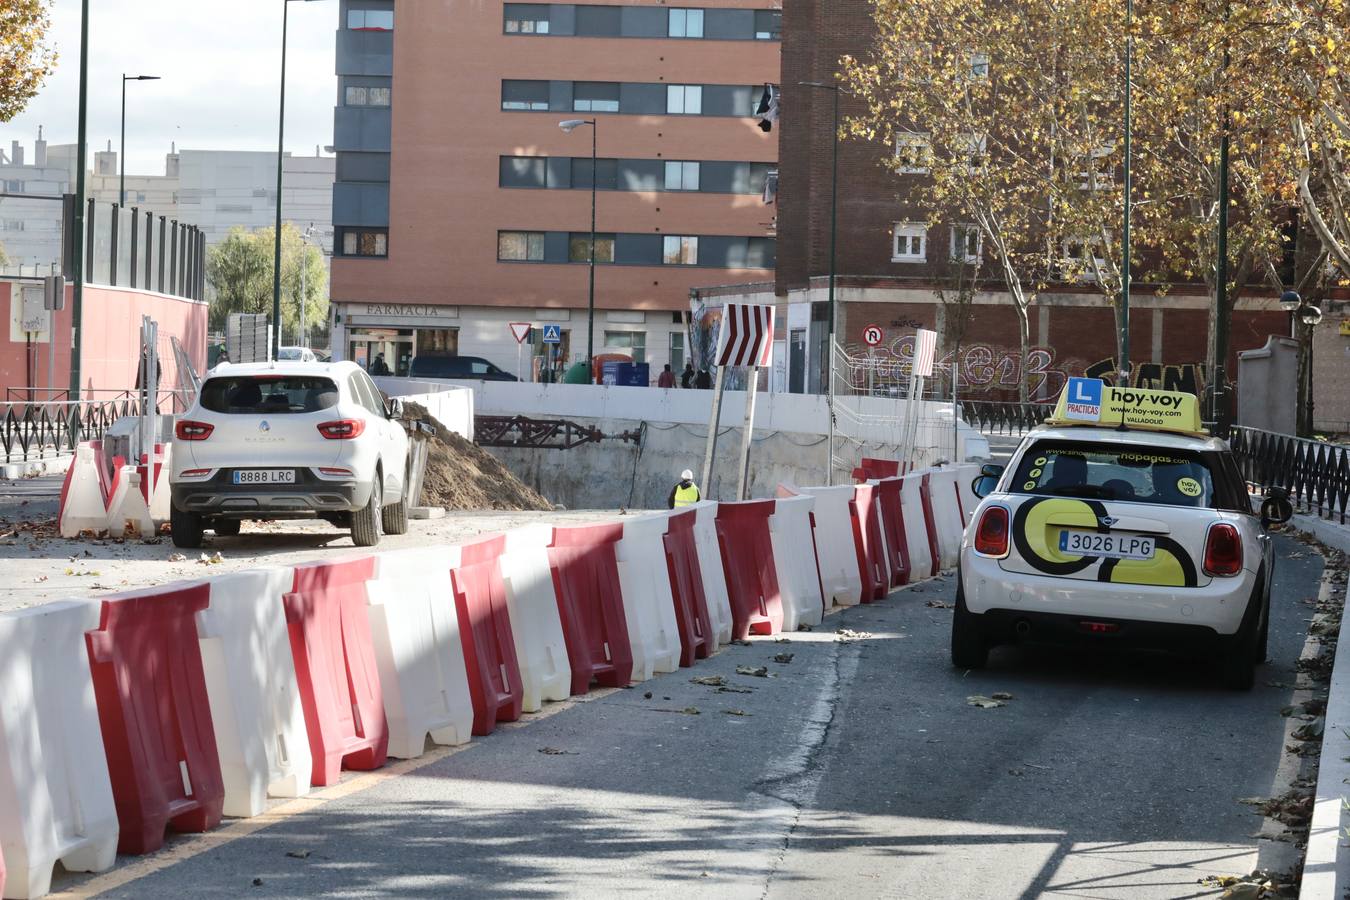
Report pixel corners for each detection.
[0,461,979,899]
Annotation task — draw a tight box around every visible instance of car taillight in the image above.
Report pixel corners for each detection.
[175,420,214,441]
[318,467,354,476]
[1203,523,1243,576]
[974,506,1010,557]
[317,419,365,440]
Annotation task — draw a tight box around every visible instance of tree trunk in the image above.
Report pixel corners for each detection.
[1014,300,1031,403]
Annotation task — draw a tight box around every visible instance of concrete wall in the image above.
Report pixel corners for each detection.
[371,377,475,440]
[1237,335,1299,434]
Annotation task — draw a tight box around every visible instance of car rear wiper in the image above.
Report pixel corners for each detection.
[1045,485,1116,500]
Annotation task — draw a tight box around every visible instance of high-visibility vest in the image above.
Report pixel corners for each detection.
[674,483,701,507]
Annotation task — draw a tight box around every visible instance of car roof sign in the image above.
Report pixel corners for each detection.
[1047,378,1207,436]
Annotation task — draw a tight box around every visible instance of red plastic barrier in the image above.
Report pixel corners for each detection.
[850,484,890,602]
[284,557,389,786]
[873,477,912,587]
[451,534,524,735]
[851,456,900,483]
[663,509,715,667]
[715,500,785,639]
[547,523,634,694]
[919,474,941,578]
[85,583,225,854]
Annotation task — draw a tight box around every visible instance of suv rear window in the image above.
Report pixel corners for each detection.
[1011,440,1215,508]
[199,376,339,414]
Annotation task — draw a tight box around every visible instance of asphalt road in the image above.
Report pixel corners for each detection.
[63,535,1323,900]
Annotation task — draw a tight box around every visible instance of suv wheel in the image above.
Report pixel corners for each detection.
[951,583,989,670]
[213,519,242,537]
[382,463,410,535]
[171,505,205,549]
[351,475,383,547]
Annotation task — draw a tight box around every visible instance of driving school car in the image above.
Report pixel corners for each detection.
[954,379,1293,690]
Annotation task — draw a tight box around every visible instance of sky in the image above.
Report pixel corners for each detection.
[1,0,338,176]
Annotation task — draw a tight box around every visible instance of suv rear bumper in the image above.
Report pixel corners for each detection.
[172,470,372,518]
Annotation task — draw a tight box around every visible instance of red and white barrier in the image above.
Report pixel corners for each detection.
[369,547,475,758]
[691,503,734,649]
[957,463,980,527]
[927,468,964,570]
[899,473,935,581]
[196,568,312,819]
[615,513,683,681]
[500,525,573,711]
[0,601,118,899]
[769,494,826,630]
[57,444,108,538]
[799,486,865,606]
[103,466,154,539]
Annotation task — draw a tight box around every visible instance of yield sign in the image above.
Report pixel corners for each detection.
[509,322,532,344]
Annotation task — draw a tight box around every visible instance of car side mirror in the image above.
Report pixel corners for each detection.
[386,398,404,420]
[980,463,1005,479]
[973,475,1000,499]
[1260,488,1293,527]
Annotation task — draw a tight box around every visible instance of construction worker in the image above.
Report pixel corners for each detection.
[668,469,702,508]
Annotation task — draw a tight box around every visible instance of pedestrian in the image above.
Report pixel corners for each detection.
[695,368,712,389]
[680,361,696,389]
[657,363,676,388]
[370,353,391,376]
[667,468,701,509]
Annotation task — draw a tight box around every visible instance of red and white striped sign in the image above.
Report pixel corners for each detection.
[715,303,775,368]
[912,328,937,378]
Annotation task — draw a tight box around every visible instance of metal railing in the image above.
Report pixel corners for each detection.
[960,399,1055,436]
[1229,426,1350,525]
[0,398,157,465]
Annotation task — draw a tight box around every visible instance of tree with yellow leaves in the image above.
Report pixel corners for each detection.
[0,0,56,123]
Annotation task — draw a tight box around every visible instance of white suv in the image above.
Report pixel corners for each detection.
[170,361,409,548]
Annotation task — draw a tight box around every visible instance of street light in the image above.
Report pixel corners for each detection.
[120,74,160,207]
[273,0,328,361]
[799,81,841,484]
[559,118,597,381]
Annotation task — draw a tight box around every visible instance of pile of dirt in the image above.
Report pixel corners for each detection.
[402,402,553,512]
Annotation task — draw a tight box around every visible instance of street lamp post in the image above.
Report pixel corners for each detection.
[71,0,90,397]
[560,118,597,381]
[120,74,160,207]
[273,0,327,361]
[1280,290,1323,436]
[799,81,841,484]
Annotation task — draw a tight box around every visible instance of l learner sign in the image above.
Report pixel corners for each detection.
[1049,380,1207,436]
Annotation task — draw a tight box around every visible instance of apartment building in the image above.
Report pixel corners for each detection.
[327,0,781,379]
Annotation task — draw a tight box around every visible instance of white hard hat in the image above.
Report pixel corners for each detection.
[681,469,694,481]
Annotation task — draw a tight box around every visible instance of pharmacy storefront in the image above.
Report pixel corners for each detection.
[330,302,459,375]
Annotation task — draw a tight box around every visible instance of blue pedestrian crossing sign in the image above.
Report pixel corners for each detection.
[542,324,562,344]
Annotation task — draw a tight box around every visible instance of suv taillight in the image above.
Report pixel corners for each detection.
[1203,523,1243,576]
[974,506,1010,557]
[317,419,366,440]
[175,420,214,441]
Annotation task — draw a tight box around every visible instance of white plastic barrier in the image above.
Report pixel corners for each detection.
[768,494,825,630]
[500,525,573,711]
[957,463,980,527]
[798,486,864,607]
[927,467,964,569]
[196,568,313,818]
[900,472,935,580]
[0,601,119,899]
[57,444,108,538]
[146,445,172,525]
[615,513,683,680]
[690,502,734,648]
[104,467,153,538]
[368,547,475,758]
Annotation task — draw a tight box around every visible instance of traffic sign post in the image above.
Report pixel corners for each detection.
[509,322,532,381]
[862,324,883,347]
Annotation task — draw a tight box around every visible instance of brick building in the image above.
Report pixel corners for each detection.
[725,0,1300,405]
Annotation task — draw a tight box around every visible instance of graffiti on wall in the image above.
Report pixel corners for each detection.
[1084,358,1207,395]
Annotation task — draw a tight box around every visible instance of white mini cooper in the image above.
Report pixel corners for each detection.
[170,361,410,548]
[955,381,1292,690]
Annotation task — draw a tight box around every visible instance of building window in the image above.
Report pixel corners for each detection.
[950,225,982,264]
[605,330,647,364]
[347,9,393,31]
[892,223,927,263]
[504,4,550,33]
[502,80,550,111]
[572,158,619,190]
[569,233,615,263]
[669,331,685,371]
[340,228,388,258]
[1077,146,1115,190]
[969,51,991,79]
[664,161,700,191]
[896,133,932,174]
[500,156,549,188]
[663,235,699,265]
[573,82,620,113]
[754,10,781,39]
[345,85,391,107]
[668,8,704,38]
[498,230,546,261]
[666,85,703,115]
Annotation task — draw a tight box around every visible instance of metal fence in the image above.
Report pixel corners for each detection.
[959,399,1055,436]
[1229,426,1350,525]
[0,392,190,465]
[81,196,206,300]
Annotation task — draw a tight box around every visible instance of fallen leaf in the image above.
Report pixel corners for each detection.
[285,849,310,859]
[837,628,873,641]
[990,691,1014,701]
[681,706,700,715]
[731,639,752,646]
[538,747,576,755]
[722,709,750,717]
[643,691,653,699]
[773,653,795,664]
[168,553,187,562]
[796,623,814,632]
[691,675,727,687]
[1292,717,1324,741]
[967,695,1006,709]
[736,665,769,678]
[925,600,952,609]
[716,684,754,694]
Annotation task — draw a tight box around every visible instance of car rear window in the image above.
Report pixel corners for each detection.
[199,376,339,414]
[1011,440,1215,507]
